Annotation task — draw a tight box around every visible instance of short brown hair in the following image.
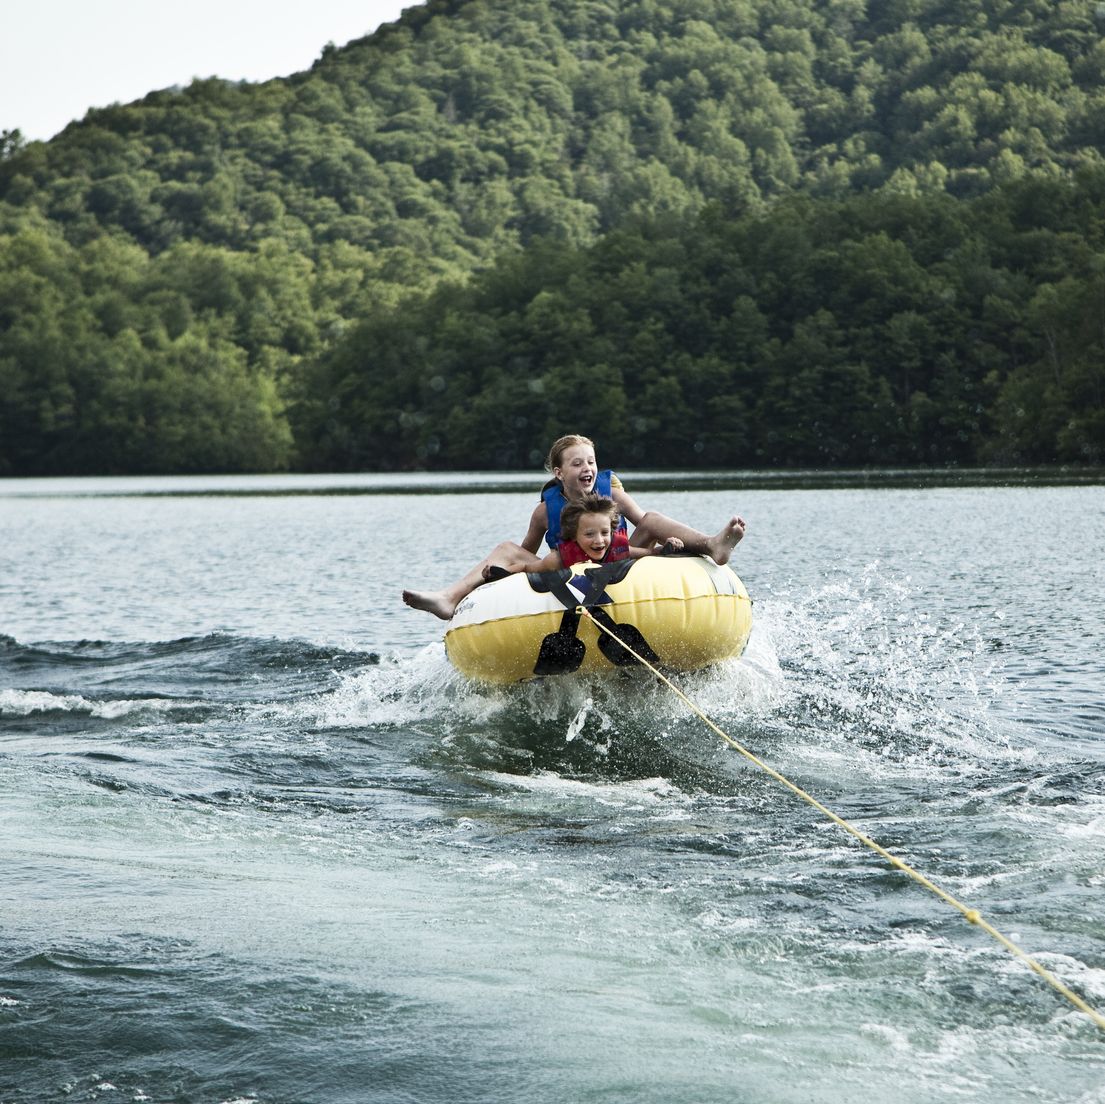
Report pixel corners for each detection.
[560,496,619,542]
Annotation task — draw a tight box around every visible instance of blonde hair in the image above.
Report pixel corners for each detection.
[544,434,595,473]
[560,496,619,542]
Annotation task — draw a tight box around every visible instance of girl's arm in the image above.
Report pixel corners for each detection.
[611,486,646,526]
[520,502,548,554]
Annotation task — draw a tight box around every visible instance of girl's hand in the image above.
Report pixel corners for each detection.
[660,537,684,554]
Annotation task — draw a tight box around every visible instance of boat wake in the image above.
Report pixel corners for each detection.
[0,559,1052,804]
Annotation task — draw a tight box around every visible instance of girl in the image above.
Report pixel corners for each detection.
[402,433,746,620]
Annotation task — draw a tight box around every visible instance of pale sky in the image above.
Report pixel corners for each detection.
[1,0,418,142]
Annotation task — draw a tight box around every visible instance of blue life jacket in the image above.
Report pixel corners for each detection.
[541,469,626,551]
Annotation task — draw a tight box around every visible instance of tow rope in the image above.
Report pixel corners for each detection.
[575,604,1105,1035]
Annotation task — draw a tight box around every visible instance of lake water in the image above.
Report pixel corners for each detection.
[2,473,1104,1103]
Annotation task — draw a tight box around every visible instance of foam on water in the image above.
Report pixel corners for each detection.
[0,688,187,719]
[476,769,689,811]
[254,643,462,728]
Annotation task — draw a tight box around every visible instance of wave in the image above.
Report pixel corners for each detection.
[0,630,379,671]
[0,632,382,708]
[0,687,185,720]
[7,950,166,979]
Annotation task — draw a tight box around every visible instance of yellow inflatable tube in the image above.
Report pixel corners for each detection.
[445,555,752,684]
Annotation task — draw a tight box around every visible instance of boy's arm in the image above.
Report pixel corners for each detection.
[629,537,684,559]
[536,548,563,571]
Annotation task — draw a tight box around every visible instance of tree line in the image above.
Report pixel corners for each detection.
[303,173,1105,471]
[2,0,1104,473]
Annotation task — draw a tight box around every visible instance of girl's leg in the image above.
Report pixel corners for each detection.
[402,541,545,620]
[629,511,746,565]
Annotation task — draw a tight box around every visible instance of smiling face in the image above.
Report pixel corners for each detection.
[553,444,598,499]
[572,510,614,561]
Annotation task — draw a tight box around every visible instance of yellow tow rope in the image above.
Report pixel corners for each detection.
[579,606,1105,1035]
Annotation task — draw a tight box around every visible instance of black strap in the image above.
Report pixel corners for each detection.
[526,562,661,674]
[525,568,580,610]
[526,561,631,611]
[533,608,586,675]
[528,569,587,675]
[581,559,635,595]
[589,606,663,668]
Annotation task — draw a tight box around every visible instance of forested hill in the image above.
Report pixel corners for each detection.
[2,0,1104,474]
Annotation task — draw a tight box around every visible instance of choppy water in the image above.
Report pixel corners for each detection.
[1,475,1104,1104]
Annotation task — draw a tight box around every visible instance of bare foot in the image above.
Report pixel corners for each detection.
[402,589,456,620]
[706,516,745,565]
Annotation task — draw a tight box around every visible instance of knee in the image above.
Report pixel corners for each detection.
[487,541,527,567]
[635,511,665,538]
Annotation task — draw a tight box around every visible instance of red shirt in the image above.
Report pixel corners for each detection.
[558,529,632,568]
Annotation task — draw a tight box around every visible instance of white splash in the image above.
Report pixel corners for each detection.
[0,688,181,719]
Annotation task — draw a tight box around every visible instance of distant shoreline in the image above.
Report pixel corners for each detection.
[3,466,1102,499]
